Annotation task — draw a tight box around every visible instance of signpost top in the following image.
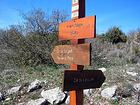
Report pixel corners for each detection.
[72,0,78,4]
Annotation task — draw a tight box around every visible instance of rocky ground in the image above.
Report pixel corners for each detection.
[0,64,140,105]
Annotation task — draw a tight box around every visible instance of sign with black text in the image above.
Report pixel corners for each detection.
[63,70,106,91]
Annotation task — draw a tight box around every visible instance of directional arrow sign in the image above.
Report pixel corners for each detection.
[63,70,106,91]
[59,16,96,40]
[51,43,90,65]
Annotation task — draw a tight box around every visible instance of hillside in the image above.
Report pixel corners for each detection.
[0,9,140,105]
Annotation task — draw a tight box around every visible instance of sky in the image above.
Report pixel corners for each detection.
[0,0,140,34]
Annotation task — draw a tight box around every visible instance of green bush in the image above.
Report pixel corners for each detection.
[105,26,127,44]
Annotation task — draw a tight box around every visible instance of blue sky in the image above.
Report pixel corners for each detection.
[0,0,140,34]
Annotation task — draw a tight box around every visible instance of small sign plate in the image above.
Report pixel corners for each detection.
[59,16,96,40]
[51,43,90,65]
[63,70,105,91]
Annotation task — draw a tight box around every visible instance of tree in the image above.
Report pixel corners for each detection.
[0,9,68,67]
[22,9,67,35]
[51,9,68,32]
[105,26,127,44]
[21,9,68,66]
[0,26,26,68]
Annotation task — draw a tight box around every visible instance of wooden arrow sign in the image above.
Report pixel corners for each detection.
[63,70,106,91]
[51,43,90,65]
[59,16,96,40]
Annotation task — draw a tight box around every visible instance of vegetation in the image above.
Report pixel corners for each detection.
[0,9,140,70]
[104,26,127,44]
[0,8,140,105]
[0,9,68,69]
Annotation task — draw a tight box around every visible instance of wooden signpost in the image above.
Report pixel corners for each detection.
[51,44,90,65]
[51,0,105,105]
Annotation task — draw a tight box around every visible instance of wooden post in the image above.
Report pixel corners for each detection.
[70,0,85,105]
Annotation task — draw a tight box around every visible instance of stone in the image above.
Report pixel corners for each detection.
[17,103,25,105]
[7,86,21,95]
[133,83,140,92]
[0,92,4,101]
[101,85,117,99]
[116,86,132,98]
[41,87,66,104]
[84,89,93,97]
[64,90,93,105]
[65,96,70,105]
[5,97,11,101]
[27,79,42,92]
[26,98,49,105]
[98,67,106,72]
[126,71,138,76]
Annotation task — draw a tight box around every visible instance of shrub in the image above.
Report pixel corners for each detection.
[126,29,140,64]
[105,26,127,44]
[0,9,68,67]
[90,36,112,68]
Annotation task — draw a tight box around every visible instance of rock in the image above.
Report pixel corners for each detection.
[0,92,4,101]
[27,79,42,92]
[133,83,140,92]
[101,85,117,99]
[65,89,94,104]
[126,71,138,76]
[98,67,106,72]
[84,89,93,97]
[18,103,25,105]
[41,87,66,104]
[65,96,70,105]
[132,83,140,102]
[5,97,11,101]
[131,56,140,64]
[7,86,21,95]
[116,86,132,98]
[89,98,94,105]
[26,98,49,105]
[17,79,21,82]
